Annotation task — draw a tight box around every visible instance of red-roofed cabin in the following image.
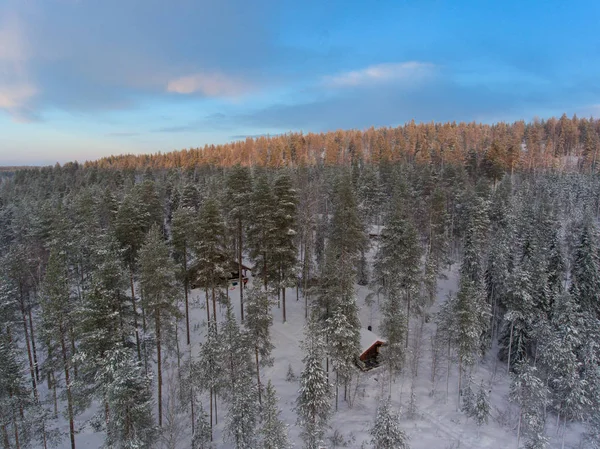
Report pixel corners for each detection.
[356,329,386,371]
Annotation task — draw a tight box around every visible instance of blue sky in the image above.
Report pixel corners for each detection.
[1,0,599,165]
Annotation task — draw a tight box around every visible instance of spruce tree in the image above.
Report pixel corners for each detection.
[244,286,274,405]
[369,399,410,449]
[94,346,156,448]
[259,380,291,449]
[195,319,221,437]
[509,361,549,449]
[474,382,490,427]
[374,196,422,347]
[192,402,213,449]
[295,322,332,449]
[569,218,600,317]
[221,303,258,449]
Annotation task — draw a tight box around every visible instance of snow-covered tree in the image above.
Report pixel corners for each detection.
[326,302,359,410]
[295,323,332,449]
[272,172,298,323]
[193,198,228,323]
[93,346,156,449]
[192,402,213,449]
[195,319,221,436]
[369,399,410,449]
[225,165,253,321]
[171,205,197,345]
[569,218,600,317]
[509,361,549,449]
[374,197,422,315]
[40,247,77,449]
[224,374,258,449]
[453,277,489,399]
[247,174,277,291]
[259,380,291,449]
[139,225,180,427]
[474,382,490,427]
[244,286,274,404]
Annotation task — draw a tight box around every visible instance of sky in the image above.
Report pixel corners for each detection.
[1,0,599,165]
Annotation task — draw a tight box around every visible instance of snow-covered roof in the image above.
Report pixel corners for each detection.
[360,328,384,353]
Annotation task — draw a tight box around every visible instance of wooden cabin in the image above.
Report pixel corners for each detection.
[356,329,386,371]
[190,259,251,289]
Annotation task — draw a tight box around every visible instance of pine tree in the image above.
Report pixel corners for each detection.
[453,277,489,403]
[171,205,197,345]
[326,302,359,410]
[272,172,298,323]
[195,319,221,437]
[509,361,549,449]
[192,402,213,449]
[226,165,253,321]
[538,291,590,439]
[244,286,274,404]
[194,198,228,324]
[221,304,258,449]
[569,218,600,317]
[474,382,490,427]
[374,196,422,347]
[0,330,34,449]
[94,346,156,448]
[75,234,133,412]
[295,323,332,449]
[369,399,410,449]
[40,247,77,449]
[259,380,291,449]
[247,174,277,291]
[114,193,147,360]
[224,374,258,449]
[139,225,180,427]
[380,289,407,384]
[460,378,475,417]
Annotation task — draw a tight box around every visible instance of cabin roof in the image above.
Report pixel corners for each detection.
[359,328,384,353]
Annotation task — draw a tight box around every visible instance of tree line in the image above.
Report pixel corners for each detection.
[1,148,600,448]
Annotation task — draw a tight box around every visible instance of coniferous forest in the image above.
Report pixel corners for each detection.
[1,117,600,449]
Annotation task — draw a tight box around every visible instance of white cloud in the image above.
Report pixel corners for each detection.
[166,72,253,98]
[0,10,38,120]
[323,62,435,88]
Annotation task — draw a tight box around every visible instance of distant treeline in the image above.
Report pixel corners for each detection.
[81,114,599,174]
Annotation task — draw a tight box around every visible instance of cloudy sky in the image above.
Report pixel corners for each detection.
[1,0,599,165]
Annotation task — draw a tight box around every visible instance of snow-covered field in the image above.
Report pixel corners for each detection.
[51,264,586,449]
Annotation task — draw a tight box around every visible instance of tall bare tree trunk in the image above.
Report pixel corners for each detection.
[155,311,163,427]
[2,424,9,449]
[238,219,244,322]
[183,246,190,345]
[405,289,411,348]
[205,288,210,323]
[59,322,76,449]
[130,270,141,361]
[12,411,20,449]
[507,321,514,374]
[27,304,40,382]
[18,285,37,398]
[255,347,262,405]
[282,285,287,323]
[209,386,213,441]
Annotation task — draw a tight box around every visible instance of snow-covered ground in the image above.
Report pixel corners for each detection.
[50,264,587,448]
